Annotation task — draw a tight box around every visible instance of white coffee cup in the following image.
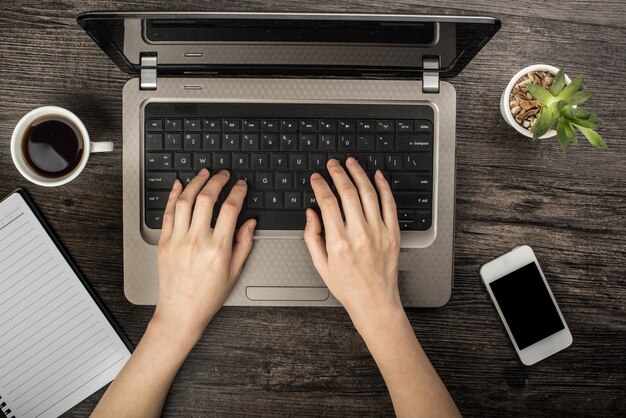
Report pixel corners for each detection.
[11,106,114,187]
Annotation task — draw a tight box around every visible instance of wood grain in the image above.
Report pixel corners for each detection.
[1,1,625,416]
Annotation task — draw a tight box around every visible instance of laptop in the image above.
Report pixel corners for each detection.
[77,12,500,307]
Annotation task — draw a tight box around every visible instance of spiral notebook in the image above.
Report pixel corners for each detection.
[0,190,132,418]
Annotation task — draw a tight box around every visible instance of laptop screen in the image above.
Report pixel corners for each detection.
[77,13,500,78]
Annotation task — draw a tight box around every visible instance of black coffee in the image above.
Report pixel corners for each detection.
[22,117,84,178]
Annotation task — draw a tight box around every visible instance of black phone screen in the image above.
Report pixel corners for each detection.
[489,262,565,349]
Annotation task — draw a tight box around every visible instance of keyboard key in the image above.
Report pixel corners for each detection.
[299,134,317,151]
[338,120,356,132]
[294,172,310,190]
[290,154,307,170]
[393,193,431,209]
[338,134,356,151]
[232,153,249,170]
[247,191,264,208]
[284,192,302,209]
[165,119,182,131]
[223,119,241,131]
[397,210,414,221]
[319,119,337,132]
[146,153,172,170]
[255,172,273,189]
[261,134,279,151]
[184,119,202,131]
[145,133,162,150]
[213,153,230,170]
[174,153,192,170]
[251,153,269,170]
[396,120,414,132]
[385,154,403,170]
[415,120,433,133]
[415,211,432,230]
[239,210,306,229]
[405,154,432,171]
[146,172,177,189]
[376,120,394,132]
[397,134,432,152]
[265,191,283,209]
[328,153,346,165]
[358,120,375,132]
[194,153,211,170]
[242,134,260,150]
[304,192,318,207]
[203,133,220,151]
[145,211,164,229]
[204,119,221,131]
[281,119,298,132]
[280,134,298,151]
[300,120,318,132]
[146,119,163,131]
[178,171,195,185]
[184,133,202,150]
[357,134,375,151]
[367,154,384,170]
[275,172,292,189]
[164,133,182,150]
[145,191,169,209]
[391,173,432,190]
[319,135,337,151]
[235,171,254,187]
[261,119,279,132]
[309,154,326,171]
[399,221,414,231]
[242,119,260,131]
[223,133,240,150]
[376,134,394,151]
[270,154,289,170]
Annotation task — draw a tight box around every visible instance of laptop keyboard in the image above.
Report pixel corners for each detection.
[143,103,433,232]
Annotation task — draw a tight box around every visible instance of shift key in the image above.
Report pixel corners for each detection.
[396,134,432,151]
[393,192,431,209]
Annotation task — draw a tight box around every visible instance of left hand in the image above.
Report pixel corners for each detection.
[153,169,256,347]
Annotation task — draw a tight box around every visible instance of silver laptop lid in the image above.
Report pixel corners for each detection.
[77,12,500,80]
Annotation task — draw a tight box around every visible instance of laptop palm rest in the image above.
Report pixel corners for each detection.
[246,286,330,301]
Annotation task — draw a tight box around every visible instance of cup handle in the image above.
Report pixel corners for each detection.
[91,141,114,153]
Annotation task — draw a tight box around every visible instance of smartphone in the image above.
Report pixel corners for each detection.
[480,245,572,365]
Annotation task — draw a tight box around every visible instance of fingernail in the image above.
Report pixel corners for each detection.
[311,172,322,180]
[375,170,383,179]
[306,209,312,221]
[221,169,230,177]
[173,179,181,190]
[199,168,209,176]
[249,219,257,230]
[346,157,357,166]
[236,179,246,185]
[327,159,339,167]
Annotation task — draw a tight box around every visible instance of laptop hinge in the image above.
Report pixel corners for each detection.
[140,53,158,91]
[422,57,440,94]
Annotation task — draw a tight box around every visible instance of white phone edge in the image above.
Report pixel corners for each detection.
[480,245,573,366]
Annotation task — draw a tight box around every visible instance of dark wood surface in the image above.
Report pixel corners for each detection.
[1,1,625,416]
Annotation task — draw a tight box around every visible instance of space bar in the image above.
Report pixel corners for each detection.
[238,210,307,230]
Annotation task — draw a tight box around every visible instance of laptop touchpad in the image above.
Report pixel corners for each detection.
[246,286,330,301]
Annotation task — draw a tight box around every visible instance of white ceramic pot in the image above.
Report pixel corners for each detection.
[500,64,571,139]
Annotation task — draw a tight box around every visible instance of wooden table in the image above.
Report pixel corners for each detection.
[1,1,625,416]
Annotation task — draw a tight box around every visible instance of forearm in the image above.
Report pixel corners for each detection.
[350,305,460,418]
[91,317,198,418]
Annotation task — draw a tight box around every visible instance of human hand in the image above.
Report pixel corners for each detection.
[303,157,402,325]
[153,169,256,348]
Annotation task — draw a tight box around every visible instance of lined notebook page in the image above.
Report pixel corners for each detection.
[0,193,131,418]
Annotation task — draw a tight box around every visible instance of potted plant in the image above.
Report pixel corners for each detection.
[500,64,606,150]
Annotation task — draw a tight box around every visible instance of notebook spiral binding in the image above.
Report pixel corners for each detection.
[0,395,16,418]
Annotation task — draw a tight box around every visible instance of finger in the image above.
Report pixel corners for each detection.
[213,179,248,245]
[189,170,231,235]
[374,170,400,234]
[158,179,183,244]
[303,208,328,274]
[228,218,256,282]
[326,159,366,225]
[345,157,382,224]
[310,172,344,235]
[172,168,210,237]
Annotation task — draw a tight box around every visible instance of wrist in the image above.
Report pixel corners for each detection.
[348,299,408,342]
[148,311,206,354]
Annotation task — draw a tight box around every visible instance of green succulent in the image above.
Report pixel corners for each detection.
[526,68,606,151]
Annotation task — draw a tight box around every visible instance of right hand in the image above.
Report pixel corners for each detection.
[303,157,402,322]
